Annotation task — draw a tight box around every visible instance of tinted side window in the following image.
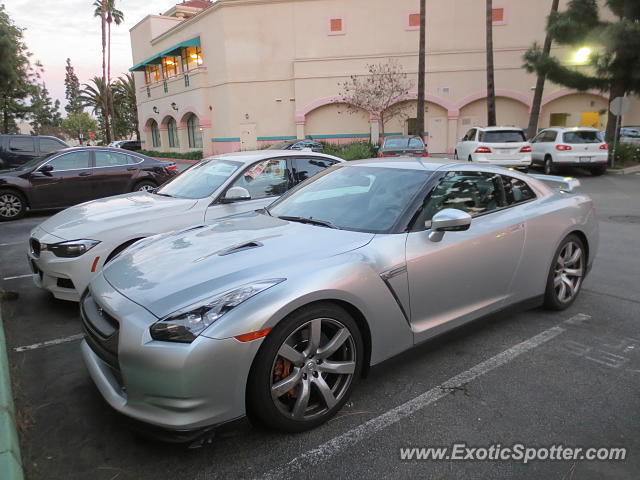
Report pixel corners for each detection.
[502,175,536,205]
[39,138,66,153]
[48,151,91,170]
[230,158,289,198]
[9,137,35,152]
[95,151,130,167]
[420,171,507,225]
[294,157,336,183]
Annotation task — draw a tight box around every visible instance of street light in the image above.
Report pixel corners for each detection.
[572,47,591,64]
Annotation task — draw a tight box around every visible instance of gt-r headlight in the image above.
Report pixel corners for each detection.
[45,239,100,258]
[150,279,285,343]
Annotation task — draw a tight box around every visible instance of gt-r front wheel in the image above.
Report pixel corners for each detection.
[247,302,363,432]
[544,234,586,310]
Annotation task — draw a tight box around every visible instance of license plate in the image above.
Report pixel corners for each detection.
[579,156,591,162]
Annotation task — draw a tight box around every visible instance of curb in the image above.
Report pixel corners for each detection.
[0,304,24,480]
[608,164,640,175]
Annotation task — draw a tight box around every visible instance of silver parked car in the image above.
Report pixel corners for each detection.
[81,159,597,440]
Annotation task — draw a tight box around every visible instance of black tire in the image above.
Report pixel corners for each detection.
[453,150,458,160]
[543,234,586,310]
[132,180,156,192]
[0,189,27,221]
[543,155,554,175]
[468,155,473,162]
[246,302,363,433]
[590,166,607,176]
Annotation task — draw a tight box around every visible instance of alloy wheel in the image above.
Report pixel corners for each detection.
[137,184,154,192]
[544,158,552,175]
[0,193,22,218]
[270,318,356,421]
[553,241,584,303]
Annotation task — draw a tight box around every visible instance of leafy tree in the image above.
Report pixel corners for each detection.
[112,73,139,140]
[62,112,98,144]
[0,5,33,133]
[485,0,496,126]
[64,58,83,115]
[338,61,413,137]
[30,61,62,135]
[524,0,640,141]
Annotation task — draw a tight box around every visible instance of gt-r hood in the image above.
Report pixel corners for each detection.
[102,211,375,318]
[37,193,198,239]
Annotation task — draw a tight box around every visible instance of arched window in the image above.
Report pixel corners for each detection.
[150,120,161,148]
[167,118,179,148]
[186,114,203,149]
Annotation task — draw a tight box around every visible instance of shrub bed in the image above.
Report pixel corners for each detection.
[139,149,203,160]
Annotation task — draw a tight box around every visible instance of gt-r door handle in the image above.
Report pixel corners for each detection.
[78,172,91,176]
[127,167,136,171]
[508,222,525,233]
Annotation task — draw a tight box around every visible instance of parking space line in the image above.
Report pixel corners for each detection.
[2,274,33,281]
[260,317,585,479]
[13,333,84,353]
[0,242,22,247]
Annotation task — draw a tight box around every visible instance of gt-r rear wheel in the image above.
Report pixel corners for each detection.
[544,234,586,310]
[247,302,363,432]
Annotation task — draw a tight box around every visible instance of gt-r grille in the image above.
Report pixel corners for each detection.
[81,292,120,371]
[30,238,41,257]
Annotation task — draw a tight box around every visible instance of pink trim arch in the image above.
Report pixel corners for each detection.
[295,96,345,123]
[540,88,607,108]
[456,89,532,111]
[178,107,212,128]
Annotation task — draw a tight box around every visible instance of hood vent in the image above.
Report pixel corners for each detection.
[218,241,263,256]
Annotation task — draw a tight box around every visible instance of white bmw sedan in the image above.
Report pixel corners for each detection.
[27,150,342,301]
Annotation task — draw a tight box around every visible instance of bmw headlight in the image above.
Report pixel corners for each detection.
[45,239,100,258]
[150,279,285,343]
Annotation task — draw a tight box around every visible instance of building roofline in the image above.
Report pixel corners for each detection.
[129,14,182,34]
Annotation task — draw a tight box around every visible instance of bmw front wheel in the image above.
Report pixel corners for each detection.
[247,302,363,432]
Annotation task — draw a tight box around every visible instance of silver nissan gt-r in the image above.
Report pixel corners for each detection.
[81,158,597,439]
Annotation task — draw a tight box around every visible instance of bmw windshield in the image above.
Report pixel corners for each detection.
[269,165,429,233]
[155,158,242,199]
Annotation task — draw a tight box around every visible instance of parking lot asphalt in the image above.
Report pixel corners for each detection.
[1,166,639,480]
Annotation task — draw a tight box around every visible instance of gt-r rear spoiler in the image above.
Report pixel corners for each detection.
[528,174,581,192]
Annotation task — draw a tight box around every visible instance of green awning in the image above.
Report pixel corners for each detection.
[129,37,201,71]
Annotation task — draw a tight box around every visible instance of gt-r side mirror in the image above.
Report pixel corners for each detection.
[222,186,251,203]
[428,208,472,242]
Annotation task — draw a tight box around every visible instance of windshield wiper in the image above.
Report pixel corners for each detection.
[278,215,337,229]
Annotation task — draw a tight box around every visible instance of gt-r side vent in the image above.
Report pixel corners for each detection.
[218,241,263,256]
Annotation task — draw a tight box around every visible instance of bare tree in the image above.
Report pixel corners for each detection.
[338,61,414,139]
[416,0,426,138]
[486,0,496,126]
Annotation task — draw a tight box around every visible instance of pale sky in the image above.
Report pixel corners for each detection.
[6,0,176,112]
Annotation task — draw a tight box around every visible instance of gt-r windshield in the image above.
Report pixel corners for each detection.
[269,165,429,233]
[155,158,242,199]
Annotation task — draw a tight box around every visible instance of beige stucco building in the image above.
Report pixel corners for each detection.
[129,0,640,155]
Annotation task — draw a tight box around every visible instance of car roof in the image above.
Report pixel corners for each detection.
[542,127,600,132]
[205,149,345,164]
[473,126,524,131]
[347,157,444,171]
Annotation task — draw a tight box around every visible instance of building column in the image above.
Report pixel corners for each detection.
[200,124,213,156]
[296,121,305,140]
[159,127,169,153]
[446,109,460,155]
[370,113,380,145]
[178,127,189,152]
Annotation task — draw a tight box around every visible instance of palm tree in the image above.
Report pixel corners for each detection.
[113,73,139,139]
[526,0,560,139]
[92,0,109,142]
[485,0,496,126]
[92,0,123,142]
[79,76,111,142]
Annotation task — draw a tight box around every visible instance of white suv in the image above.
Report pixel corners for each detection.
[455,126,532,170]
[530,127,608,176]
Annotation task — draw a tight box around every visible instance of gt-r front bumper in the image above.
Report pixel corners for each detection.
[81,273,262,432]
